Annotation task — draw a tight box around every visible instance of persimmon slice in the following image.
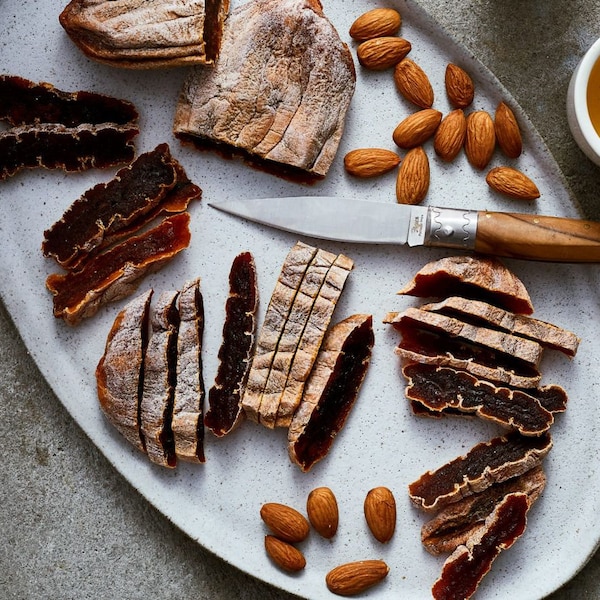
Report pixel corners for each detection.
[205,252,258,437]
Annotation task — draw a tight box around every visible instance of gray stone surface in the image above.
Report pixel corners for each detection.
[2,1,600,599]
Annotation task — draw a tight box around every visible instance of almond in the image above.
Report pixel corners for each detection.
[465,110,496,170]
[344,148,401,178]
[326,560,389,596]
[395,146,429,205]
[495,101,523,158]
[486,166,540,200]
[357,37,411,70]
[393,58,434,108]
[434,108,466,161]
[445,63,475,108]
[392,108,442,149]
[364,487,396,543]
[264,535,306,572]
[307,487,339,539]
[260,502,310,543]
[349,8,402,41]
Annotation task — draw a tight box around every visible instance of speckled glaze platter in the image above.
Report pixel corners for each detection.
[1,1,599,598]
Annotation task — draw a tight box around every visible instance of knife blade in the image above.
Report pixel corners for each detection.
[209,196,600,263]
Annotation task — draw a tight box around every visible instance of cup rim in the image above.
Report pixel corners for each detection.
[572,37,600,156]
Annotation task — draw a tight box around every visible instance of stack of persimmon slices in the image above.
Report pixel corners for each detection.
[0,75,139,180]
[97,241,374,471]
[59,0,230,68]
[97,253,258,467]
[385,255,580,599]
[42,143,201,324]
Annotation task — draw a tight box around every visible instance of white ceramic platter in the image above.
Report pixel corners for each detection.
[1,1,599,598]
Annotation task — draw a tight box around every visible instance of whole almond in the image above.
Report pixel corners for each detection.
[396,146,429,205]
[307,487,339,539]
[465,110,496,170]
[264,535,306,572]
[434,108,467,161]
[349,8,402,41]
[394,58,434,108]
[392,108,442,149]
[344,148,401,178]
[260,502,310,543]
[445,63,475,108]
[486,166,540,200]
[326,560,389,596]
[364,487,396,543]
[495,101,523,158]
[357,37,411,70]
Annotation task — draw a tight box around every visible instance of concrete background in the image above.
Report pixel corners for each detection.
[2,1,600,599]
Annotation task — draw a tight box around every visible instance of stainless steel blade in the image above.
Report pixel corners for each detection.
[208,196,427,245]
[208,196,600,262]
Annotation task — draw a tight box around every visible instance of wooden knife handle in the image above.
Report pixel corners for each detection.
[474,211,600,262]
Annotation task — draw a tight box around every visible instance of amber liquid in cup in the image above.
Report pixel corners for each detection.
[587,58,600,136]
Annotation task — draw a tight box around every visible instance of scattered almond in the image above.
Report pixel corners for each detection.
[357,37,411,70]
[434,108,467,161]
[396,146,430,205]
[444,63,475,108]
[260,502,310,543]
[486,166,540,200]
[393,58,434,108]
[307,487,339,539]
[326,560,389,596]
[344,148,401,178]
[349,8,402,41]
[392,108,442,149]
[495,101,523,158]
[465,110,496,170]
[364,486,396,543]
[264,535,306,572]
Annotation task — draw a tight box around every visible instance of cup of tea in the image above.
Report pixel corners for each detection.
[567,38,600,165]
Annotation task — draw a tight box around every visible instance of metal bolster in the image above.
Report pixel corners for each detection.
[425,207,478,249]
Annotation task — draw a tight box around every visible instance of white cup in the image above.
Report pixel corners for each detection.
[567,38,600,166]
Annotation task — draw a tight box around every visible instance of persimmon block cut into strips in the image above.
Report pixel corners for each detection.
[387,254,581,597]
[275,253,355,428]
[242,242,318,422]
[96,278,207,468]
[241,241,354,428]
[259,248,338,428]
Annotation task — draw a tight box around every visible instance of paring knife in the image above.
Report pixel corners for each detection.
[209,196,600,263]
